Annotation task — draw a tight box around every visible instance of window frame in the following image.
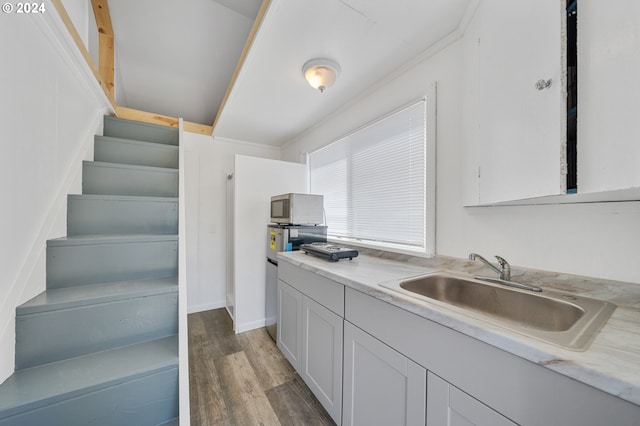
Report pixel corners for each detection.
[307,84,437,257]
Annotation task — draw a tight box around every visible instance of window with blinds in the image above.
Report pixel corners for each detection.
[309,99,430,254]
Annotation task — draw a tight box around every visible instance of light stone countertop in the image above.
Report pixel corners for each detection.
[278,250,640,407]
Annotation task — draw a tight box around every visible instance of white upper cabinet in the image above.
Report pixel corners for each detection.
[578,0,640,193]
[462,0,566,205]
[463,0,640,205]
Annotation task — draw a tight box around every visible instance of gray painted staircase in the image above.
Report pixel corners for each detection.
[0,116,181,425]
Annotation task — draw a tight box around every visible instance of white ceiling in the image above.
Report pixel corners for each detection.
[214,0,473,146]
[109,0,474,145]
[109,0,262,125]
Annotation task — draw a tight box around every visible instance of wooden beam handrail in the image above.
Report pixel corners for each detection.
[51,0,116,111]
[116,106,214,136]
[91,0,115,103]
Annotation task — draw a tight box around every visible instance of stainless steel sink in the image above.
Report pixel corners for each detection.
[381,272,616,351]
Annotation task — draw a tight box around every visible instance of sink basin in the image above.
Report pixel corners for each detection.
[381,272,616,351]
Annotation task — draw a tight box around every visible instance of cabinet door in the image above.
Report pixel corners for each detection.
[578,1,640,193]
[343,321,426,426]
[462,0,565,205]
[301,296,343,424]
[427,372,516,426]
[277,280,302,371]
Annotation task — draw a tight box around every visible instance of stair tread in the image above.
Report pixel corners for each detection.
[68,194,178,203]
[84,160,179,173]
[96,135,180,151]
[0,336,178,419]
[47,234,178,247]
[103,116,179,145]
[17,277,178,315]
[104,115,178,131]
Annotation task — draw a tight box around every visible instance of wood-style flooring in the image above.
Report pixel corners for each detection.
[188,308,335,426]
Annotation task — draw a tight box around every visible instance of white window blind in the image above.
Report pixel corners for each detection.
[309,99,427,251]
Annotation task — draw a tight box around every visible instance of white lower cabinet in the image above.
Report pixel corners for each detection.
[277,269,343,425]
[278,265,640,426]
[427,372,516,426]
[342,321,426,426]
[301,296,343,423]
[277,279,302,371]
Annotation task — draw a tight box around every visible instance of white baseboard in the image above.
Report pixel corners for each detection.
[187,300,226,314]
[234,318,267,334]
[225,305,234,320]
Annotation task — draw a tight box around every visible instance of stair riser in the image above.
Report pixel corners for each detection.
[83,163,178,197]
[104,116,178,146]
[47,241,178,289]
[0,115,181,423]
[15,292,178,370]
[67,197,178,235]
[95,137,179,169]
[0,367,178,426]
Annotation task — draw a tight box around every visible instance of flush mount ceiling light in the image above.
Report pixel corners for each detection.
[302,58,341,93]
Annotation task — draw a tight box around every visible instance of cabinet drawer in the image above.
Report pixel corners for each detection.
[279,261,344,317]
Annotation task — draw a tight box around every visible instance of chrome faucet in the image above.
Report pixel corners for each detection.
[468,253,542,292]
[468,253,511,281]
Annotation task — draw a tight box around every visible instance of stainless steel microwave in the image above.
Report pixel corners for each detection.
[270,193,324,225]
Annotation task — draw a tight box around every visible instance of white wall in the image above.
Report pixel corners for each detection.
[59,0,98,71]
[232,155,308,333]
[281,35,640,285]
[60,0,100,69]
[60,0,89,46]
[0,10,110,383]
[183,134,280,313]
